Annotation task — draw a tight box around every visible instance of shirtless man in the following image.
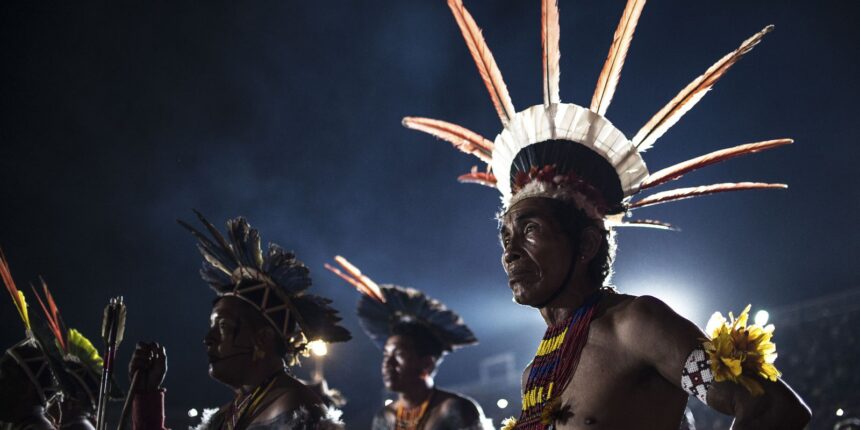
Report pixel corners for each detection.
[373,324,486,430]
[402,1,812,427]
[500,197,810,429]
[325,257,489,429]
[130,214,351,429]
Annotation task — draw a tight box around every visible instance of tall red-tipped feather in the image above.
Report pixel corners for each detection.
[324,263,381,303]
[541,0,561,105]
[632,25,774,152]
[31,282,66,352]
[332,257,386,303]
[402,117,494,163]
[0,248,30,331]
[640,139,792,190]
[629,182,786,209]
[447,0,516,126]
[590,0,646,115]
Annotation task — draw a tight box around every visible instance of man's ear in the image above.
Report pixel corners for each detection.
[420,355,437,378]
[578,226,603,263]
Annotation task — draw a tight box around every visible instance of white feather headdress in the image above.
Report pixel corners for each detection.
[403,0,790,229]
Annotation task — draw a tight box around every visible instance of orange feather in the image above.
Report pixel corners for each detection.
[629,182,786,209]
[632,25,774,152]
[590,0,646,116]
[640,139,792,190]
[542,0,561,105]
[402,116,494,163]
[447,0,516,126]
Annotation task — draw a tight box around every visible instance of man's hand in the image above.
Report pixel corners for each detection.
[129,342,167,393]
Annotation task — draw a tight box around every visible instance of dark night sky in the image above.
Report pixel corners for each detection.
[1,0,858,427]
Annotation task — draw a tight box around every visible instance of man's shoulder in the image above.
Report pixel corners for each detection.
[434,389,480,411]
[603,294,675,326]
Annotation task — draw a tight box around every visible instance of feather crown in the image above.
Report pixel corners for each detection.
[403,0,789,229]
[179,211,351,354]
[1,248,58,404]
[325,256,477,352]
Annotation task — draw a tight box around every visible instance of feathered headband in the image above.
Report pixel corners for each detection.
[29,279,124,407]
[1,248,57,404]
[403,0,790,229]
[325,256,477,352]
[179,211,351,354]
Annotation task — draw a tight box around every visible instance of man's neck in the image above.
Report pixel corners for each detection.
[397,379,434,409]
[237,363,286,395]
[539,278,601,326]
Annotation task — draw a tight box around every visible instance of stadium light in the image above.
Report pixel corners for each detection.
[308,340,328,357]
[754,310,769,326]
[497,399,509,409]
[187,408,199,418]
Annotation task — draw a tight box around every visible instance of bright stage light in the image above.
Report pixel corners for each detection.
[836,408,844,417]
[307,340,328,357]
[385,399,394,406]
[187,408,199,418]
[754,310,769,326]
[497,399,509,409]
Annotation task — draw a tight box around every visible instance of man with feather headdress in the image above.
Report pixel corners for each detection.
[403,0,810,428]
[0,250,58,430]
[1,249,121,430]
[326,256,491,430]
[128,213,351,430]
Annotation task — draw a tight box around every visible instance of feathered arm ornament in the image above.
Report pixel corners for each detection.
[0,247,31,332]
[703,305,780,396]
[447,0,516,126]
[541,0,561,106]
[590,0,646,115]
[402,117,494,164]
[628,182,786,209]
[632,25,774,152]
[640,139,792,190]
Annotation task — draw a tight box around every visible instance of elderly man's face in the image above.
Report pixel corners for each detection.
[500,198,576,307]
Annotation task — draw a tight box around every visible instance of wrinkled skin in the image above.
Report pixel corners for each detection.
[500,198,580,307]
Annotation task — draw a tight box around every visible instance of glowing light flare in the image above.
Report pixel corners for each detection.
[497,398,509,409]
[754,310,769,326]
[307,339,328,357]
[187,408,199,418]
[836,408,844,417]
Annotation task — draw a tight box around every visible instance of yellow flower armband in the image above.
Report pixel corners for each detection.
[702,304,781,397]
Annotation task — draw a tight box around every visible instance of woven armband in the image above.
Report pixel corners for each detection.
[681,346,714,404]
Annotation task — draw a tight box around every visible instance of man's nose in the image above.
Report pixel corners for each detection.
[203,328,216,347]
[503,238,522,265]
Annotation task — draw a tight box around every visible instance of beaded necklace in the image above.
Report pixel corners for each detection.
[225,373,280,430]
[515,291,605,429]
[394,389,434,430]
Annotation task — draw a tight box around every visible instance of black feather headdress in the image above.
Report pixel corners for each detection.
[179,211,351,355]
[325,256,476,352]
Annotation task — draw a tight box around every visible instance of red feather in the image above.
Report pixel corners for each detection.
[447,0,516,126]
[629,182,787,209]
[640,139,792,190]
[402,116,493,163]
